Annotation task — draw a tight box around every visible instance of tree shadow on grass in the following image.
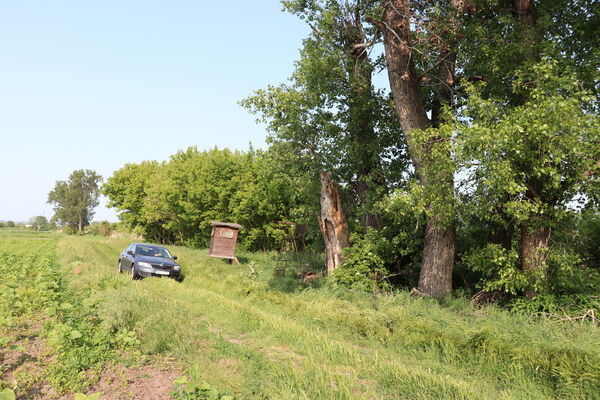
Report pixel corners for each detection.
[236,255,250,264]
[268,274,303,293]
[267,271,328,293]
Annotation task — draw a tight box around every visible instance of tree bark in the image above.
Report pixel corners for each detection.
[318,170,350,274]
[380,0,459,298]
[521,225,550,299]
[418,215,456,299]
[513,0,536,28]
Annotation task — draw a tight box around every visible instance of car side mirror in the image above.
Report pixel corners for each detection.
[127,251,134,256]
[172,256,177,260]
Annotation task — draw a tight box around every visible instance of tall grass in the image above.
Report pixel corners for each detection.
[55,235,600,399]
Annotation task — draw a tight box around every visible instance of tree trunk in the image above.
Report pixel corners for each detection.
[380,0,459,298]
[346,17,385,233]
[418,215,456,299]
[351,178,381,232]
[514,0,545,299]
[318,170,350,275]
[513,0,536,28]
[521,225,550,299]
[78,217,83,232]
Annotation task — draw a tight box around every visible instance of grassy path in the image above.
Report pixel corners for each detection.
[52,235,600,399]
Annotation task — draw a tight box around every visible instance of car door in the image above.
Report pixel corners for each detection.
[128,245,136,268]
[124,244,134,266]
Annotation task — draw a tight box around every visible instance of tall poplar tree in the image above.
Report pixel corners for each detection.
[48,169,102,232]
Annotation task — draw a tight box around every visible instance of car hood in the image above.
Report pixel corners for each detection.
[137,255,179,266]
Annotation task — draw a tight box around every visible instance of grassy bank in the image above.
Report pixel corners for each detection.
[2,231,600,399]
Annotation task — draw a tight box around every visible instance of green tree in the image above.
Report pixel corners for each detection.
[457,62,600,296]
[371,0,465,298]
[47,169,102,232]
[453,0,600,297]
[103,161,163,240]
[29,215,50,231]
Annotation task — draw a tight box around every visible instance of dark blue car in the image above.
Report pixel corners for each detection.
[118,243,181,280]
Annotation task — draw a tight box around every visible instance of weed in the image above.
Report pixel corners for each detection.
[169,364,234,400]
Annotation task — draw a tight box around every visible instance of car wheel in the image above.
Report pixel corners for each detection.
[118,260,123,274]
[131,264,138,280]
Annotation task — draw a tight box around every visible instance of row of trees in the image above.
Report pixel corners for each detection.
[103,147,321,250]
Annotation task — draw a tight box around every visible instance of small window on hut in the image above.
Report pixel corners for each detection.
[220,228,234,238]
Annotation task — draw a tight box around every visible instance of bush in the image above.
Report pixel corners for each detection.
[62,225,77,234]
[463,243,537,295]
[88,221,112,237]
[332,233,390,292]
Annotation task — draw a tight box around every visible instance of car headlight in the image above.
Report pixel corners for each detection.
[137,262,152,270]
[173,265,180,271]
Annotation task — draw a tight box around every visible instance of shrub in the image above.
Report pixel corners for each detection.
[332,233,390,292]
[88,221,112,237]
[62,225,77,234]
[463,243,534,295]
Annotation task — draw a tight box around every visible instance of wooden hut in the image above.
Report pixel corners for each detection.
[207,221,243,263]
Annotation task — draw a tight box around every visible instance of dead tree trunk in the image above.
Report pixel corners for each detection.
[318,170,350,275]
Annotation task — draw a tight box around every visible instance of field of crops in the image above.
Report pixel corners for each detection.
[1,230,600,399]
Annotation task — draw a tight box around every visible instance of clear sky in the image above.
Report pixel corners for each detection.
[0,1,310,223]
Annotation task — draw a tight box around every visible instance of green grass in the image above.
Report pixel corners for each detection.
[2,231,600,399]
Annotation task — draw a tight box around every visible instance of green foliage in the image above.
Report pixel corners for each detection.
[87,220,112,237]
[332,232,389,292]
[29,215,51,231]
[47,169,102,231]
[62,224,77,234]
[464,243,531,295]
[73,393,101,400]
[5,221,15,228]
[457,60,600,231]
[170,364,234,400]
[52,234,600,399]
[0,389,15,400]
[0,235,136,395]
[243,0,408,237]
[104,147,317,251]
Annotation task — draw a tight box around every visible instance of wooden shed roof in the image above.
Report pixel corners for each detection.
[210,221,243,230]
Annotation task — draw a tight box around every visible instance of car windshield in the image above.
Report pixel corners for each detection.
[136,245,172,258]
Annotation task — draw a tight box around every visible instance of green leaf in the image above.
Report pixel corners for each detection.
[0,388,16,400]
[73,394,87,400]
[172,376,187,386]
[70,330,82,340]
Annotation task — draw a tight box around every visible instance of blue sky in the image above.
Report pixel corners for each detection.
[0,1,310,222]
